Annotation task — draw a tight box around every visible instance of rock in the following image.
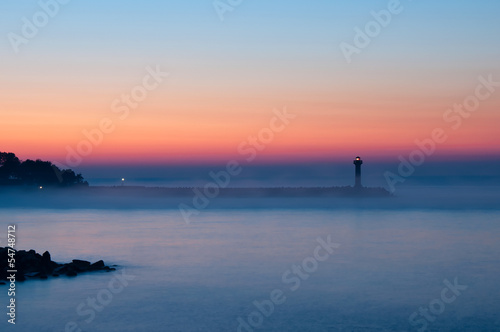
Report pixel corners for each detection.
[42,251,51,264]
[53,265,68,274]
[24,272,39,278]
[0,247,115,283]
[17,250,42,274]
[71,259,91,271]
[66,268,78,277]
[89,260,105,270]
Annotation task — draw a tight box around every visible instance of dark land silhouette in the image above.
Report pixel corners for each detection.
[0,152,390,197]
[0,152,88,187]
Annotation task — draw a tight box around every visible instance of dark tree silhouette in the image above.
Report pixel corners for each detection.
[0,152,21,183]
[0,152,88,187]
[59,169,87,187]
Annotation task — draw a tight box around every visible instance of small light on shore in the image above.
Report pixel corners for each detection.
[39,186,43,189]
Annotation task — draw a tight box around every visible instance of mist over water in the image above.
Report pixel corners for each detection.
[1,155,499,331]
[0,184,499,213]
[78,159,500,188]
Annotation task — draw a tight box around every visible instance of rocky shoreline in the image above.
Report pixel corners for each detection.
[0,247,115,284]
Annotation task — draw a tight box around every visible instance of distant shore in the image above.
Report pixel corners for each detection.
[0,185,499,211]
[0,185,391,197]
[0,185,392,210]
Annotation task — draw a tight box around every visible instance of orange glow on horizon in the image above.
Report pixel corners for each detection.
[2,73,500,166]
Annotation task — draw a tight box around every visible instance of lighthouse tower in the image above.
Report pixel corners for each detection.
[353,156,363,189]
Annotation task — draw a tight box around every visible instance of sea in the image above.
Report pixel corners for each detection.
[0,185,499,331]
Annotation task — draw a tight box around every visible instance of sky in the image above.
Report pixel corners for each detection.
[1,0,499,184]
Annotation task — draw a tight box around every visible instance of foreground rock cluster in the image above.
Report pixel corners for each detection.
[0,247,115,283]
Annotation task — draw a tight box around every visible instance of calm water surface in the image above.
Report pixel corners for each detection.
[0,208,499,331]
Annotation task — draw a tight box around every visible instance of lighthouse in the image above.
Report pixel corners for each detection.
[353,156,363,189]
